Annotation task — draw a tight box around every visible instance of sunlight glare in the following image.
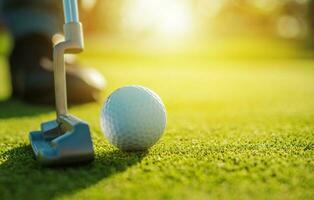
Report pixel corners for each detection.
[122,0,194,39]
[81,0,97,11]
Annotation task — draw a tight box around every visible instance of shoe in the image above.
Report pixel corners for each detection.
[9,33,106,105]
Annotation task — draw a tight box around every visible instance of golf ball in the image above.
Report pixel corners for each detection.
[100,85,166,151]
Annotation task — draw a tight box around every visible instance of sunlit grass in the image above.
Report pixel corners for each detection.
[0,34,313,199]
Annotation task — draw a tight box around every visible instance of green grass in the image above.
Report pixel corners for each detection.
[0,37,314,200]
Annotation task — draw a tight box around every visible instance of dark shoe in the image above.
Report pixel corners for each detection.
[9,33,106,105]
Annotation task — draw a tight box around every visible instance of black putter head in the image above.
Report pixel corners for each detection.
[29,115,94,166]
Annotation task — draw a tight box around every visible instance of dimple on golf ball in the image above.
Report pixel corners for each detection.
[100,85,167,151]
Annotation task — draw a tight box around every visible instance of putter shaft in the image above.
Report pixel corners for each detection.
[54,0,84,118]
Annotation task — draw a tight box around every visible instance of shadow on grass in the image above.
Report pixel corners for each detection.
[0,145,146,200]
[0,99,53,119]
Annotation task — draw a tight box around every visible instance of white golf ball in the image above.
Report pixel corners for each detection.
[100,85,166,151]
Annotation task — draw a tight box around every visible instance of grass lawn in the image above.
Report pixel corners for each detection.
[0,36,313,199]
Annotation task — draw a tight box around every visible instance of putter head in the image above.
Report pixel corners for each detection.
[29,115,94,166]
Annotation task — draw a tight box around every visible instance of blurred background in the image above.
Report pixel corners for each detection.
[83,0,314,59]
[74,0,313,57]
[1,0,313,59]
[0,0,313,101]
[76,0,314,42]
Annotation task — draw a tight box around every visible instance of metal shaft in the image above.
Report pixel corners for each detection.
[63,0,79,23]
[54,0,83,118]
[53,42,68,117]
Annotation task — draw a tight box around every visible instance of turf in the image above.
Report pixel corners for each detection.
[0,37,314,200]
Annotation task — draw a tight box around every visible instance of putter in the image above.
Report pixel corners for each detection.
[29,0,94,166]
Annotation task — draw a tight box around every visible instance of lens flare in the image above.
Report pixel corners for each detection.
[122,0,194,39]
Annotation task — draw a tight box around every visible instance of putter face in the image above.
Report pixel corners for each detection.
[29,115,94,166]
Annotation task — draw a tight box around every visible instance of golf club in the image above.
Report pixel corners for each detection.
[29,0,94,166]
